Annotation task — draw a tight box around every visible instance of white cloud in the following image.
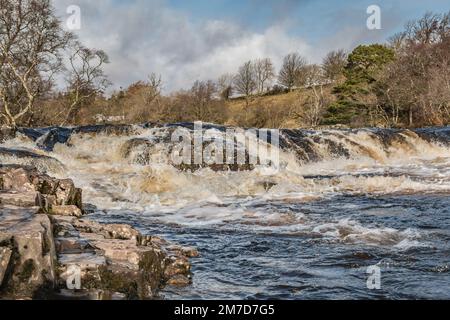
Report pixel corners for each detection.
[52,0,364,93]
[53,0,319,93]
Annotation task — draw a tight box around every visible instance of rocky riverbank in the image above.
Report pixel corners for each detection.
[0,165,196,300]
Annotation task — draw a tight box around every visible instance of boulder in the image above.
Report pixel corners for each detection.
[0,148,65,173]
[0,165,82,212]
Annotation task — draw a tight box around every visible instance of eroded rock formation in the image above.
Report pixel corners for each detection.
[0,165,195,300]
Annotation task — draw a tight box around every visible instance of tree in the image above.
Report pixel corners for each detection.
[292,65,328,127]
[344,44,395,85]
[217,73,234,100]
[303,64,324,88]
[278,53,307,91]
[146,72,162,104]
[297,86,329,128]
[0,0,72,127]
[253,58,275,95]
[61,45,110,125]
[322,49,347,83]
[402,11,449,45]
[378,11,450,127]
[189,80,217,121]
[324,44,395,126]
[234,61,257,107]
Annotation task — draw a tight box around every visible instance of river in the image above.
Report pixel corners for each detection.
[1,124,449,299]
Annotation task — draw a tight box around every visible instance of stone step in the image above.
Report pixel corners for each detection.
[0,191,40,207]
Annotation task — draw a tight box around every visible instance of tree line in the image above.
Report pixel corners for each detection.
[1,1,449,129]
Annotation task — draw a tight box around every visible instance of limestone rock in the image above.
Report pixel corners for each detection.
[0,191,41,207]
[0,165,82,212]
[0,206,57,298]
[0,247,12,286]
[51,205,83,218]
[0,165,195,299]
[167,274,192,286]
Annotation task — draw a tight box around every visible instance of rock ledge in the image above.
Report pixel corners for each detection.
[0,166,195,300]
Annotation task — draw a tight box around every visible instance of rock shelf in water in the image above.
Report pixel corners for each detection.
[0,165,196,300]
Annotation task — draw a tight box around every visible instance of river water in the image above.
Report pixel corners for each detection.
[1,124,449,299]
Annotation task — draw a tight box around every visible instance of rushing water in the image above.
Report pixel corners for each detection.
[1,124,450,299]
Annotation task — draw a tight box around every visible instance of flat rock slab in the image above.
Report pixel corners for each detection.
[58,252,107,270]
[0,191,40,207]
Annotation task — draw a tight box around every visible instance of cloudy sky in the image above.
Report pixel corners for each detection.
[53,0,449,93]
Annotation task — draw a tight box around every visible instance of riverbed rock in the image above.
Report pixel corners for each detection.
[0,165,195,300]
[0,206,57,299]
[50,205,83,218]
[0,147,65,174]
[0,165,82,213]
[0,191,41,207]
[52,217,175,299]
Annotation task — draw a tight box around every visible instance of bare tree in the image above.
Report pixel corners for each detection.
[146,72,162,104]
[189,80,217,121]
[217,73,234,100]
[61,45,110,125]
[303,64,324,87]
[278,53,307,91]
[322,49,347,83]
[293,65,328,127]
[376,11,450,127]
[253,58,275,95]
[394,11,450,48]
[234,61,257,107]
[0,0,72,127]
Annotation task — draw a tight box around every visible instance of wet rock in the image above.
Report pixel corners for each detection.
[16,125,137,152]
[36,128,73,152]
[0,148,65,173]
[74,124,137,136]
[260,181,277,191]
[120,138,155,165]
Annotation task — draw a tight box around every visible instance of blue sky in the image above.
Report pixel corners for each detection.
[54,0,450,92]
[167,0,449,42]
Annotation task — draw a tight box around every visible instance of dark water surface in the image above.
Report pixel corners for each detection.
[90,194,450,300]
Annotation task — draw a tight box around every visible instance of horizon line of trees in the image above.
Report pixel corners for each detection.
[1,0,449,129]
